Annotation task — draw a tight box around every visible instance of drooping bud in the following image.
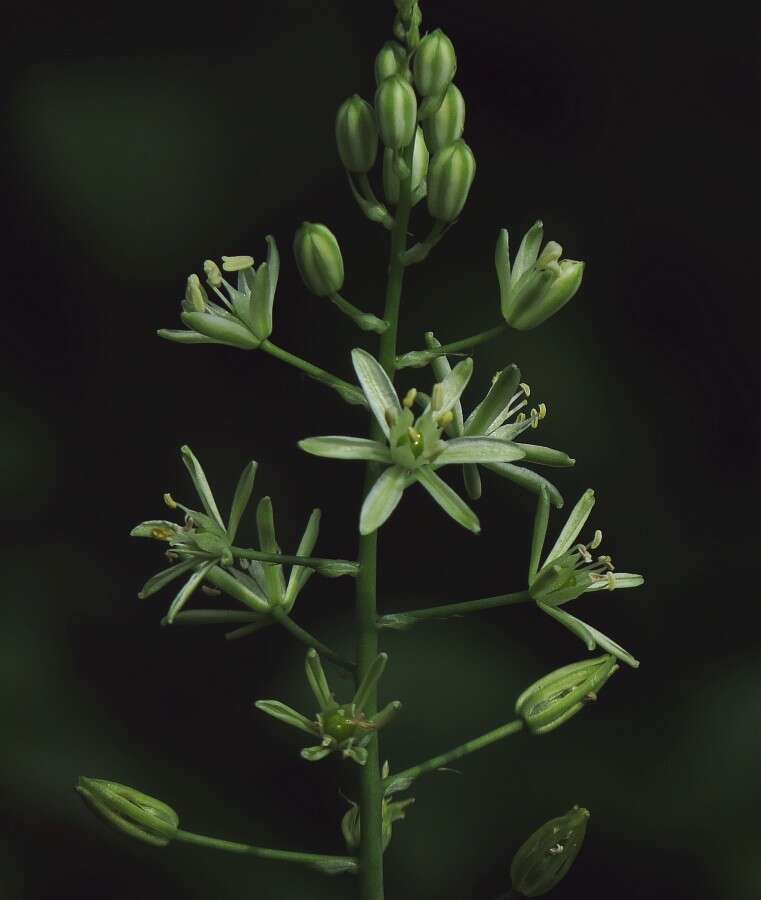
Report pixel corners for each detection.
[76,777,179,847]
[375,74,418,150]
[515,655,618,734]
[426,139,476,222]
[383,127,429,204]
[510,806,590,897]
[423,83,466,153]
[335,95,379,174]
[375,41,409,85]
[293,223,345,297]
[413,29,457,98]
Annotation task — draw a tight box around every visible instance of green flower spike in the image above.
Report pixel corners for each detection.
[496,221,585,331]
[256,650,401,766]
[158,236,280,349]
[131,447,332,634]
[299,348,527,535]
[528,488,644,668]
[76,777,179,847]
[420,333,574,507]
[510,806,590,896]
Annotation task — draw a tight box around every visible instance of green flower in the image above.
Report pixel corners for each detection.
[424,332,574,507]
[529,488,644,668]
[298,348,526,535]
[510,806,590,896]
[158,236,280,349]
[131,446,324,634]
[256,650,401,766]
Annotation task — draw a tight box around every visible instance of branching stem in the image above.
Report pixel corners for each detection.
[261,339,366,406]
[396,321,509,369]
[377,590,532,628]
[269,606,356,673]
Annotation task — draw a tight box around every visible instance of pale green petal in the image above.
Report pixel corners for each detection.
[138,556,203,599]
[166,560,215,623]
[227,460,258,543]
[415,467,480,533]
[510,219,544,286]
[255,700,318,735]
[585,573,645,592]
[424,332,463,435]
[359,465,407,535]
[484,461,564,509]
[305,649,335,711]
[429,357,473,415]
[433,436,526,466]
[180,445,226,530]
[298,436,392,462]
[351,348,401,438]
[463,364,521,436]
[301,745,334,762]
[157,328,224,345]
[256,497,285,605]
[539,603,639,668]
[285,509,322,608]
[544,489,596,564]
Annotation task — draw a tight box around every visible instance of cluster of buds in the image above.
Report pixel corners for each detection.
[256,650,401,766]
[509,806,590,896]
[158,237,280,350]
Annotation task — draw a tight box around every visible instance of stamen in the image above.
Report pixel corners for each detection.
[221,255,254,272]
[516,412,526,423]
[576,543,593,564]
[402,388,418,409]
[163,493,178,509]
[605,572,617,590]
[408,427,421,443]
[203,260,223,287]
[520,382,531,397]
[537,402,547,419]
[185,274,207,312]
[589,529,603,550]
[438,410,454,428]
[597,555,615,571]
[150,527,174,541]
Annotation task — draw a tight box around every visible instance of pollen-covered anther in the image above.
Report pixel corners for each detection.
[203,259,223,287]
[577,544,593,564]
[438,410,454,428]
[537,402,547,419]
[589,529,603,550]
[516,412,527,423]
[598,554,614,571]
[402,387,418,409]
[163,493,178,509]
[150,527,175,541]
[221,255,255,272]
[520,382,531,397]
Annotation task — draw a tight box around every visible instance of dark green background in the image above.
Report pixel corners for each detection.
[3,1,759,898]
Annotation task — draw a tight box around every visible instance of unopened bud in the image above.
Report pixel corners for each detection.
[413,29,457,97]
[335,95,379,174]
[293,223,345,297]
[375,75,418,150]
[423,83,466,153]
[76,777,179,847]
[383,127,429,204]
[510,806,590,897]
[375,41,409,85]
[426,139,476,222]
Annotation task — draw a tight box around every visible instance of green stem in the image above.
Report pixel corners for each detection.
[232,547,359,578]
[330,292,389,334]
[386,719,524,788]
[378,590,532,628]
[261,339,366,407]
[396,321,509,369]
[269,606,356,673]
[354,137,416,900]
[174,829,357,875]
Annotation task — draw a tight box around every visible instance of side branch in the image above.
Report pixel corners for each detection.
[269,606,356,673]
[377,590,531,629]
[261,339,367,407]
[396,321,509,369]
[232,547,359,578]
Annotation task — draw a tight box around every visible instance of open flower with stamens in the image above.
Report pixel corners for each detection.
[130,446,334,636]
[298,348,526,534]
[158,236,280,350]
[528,488,644,668]
[256,650,401,766]
[424,332,574,506]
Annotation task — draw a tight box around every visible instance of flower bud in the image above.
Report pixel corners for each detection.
[375,41,409,85]
[335,95,379,174]
[510,806,590,897]
[413,29,457,97]
[515,655,618,734]
[383,127,429,204]
[293,223,345,297]
[76,777,179,847]
[426,139,476,222]
[375,75,418,150]
[423,83,466,153]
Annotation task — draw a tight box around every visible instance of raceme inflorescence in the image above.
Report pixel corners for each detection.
[77,3,644,898]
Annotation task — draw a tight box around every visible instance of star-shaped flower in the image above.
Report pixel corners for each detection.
[298,349,526,534]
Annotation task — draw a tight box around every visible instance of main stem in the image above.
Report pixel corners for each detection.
[355,141,415,900]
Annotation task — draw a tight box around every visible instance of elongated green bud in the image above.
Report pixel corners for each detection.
[426,139,476,222]
[375,75,418,150]
[423,83,466,153]
[413,29,457,97]
[335,95,379,174]
[76,777,179,847]
[510,806,590,897]
[293,223,345,297]
[383,127,429,204]
[375,41,409,85]
[515,655,618,734]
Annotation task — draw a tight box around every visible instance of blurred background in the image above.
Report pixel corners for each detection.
[2,0,759,898]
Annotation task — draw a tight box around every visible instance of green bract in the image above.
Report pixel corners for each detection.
[375,74,418,149]
[158,236,280,349]
[497,221,585,330]
[299,348,526,535]
[422,82,466,153]
[426,139,476,222]
[76,778,179,847]
[510,806,590,896]
[293,222,345,298]
[336,95,379,173]
[256,650,401,766]
[528,488,644,668]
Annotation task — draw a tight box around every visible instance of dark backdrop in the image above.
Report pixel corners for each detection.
[3,1,760,899]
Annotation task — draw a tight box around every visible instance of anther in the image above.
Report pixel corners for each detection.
[520,382,531,397]
[221,255,255,272]
[403,388,418,409]
[438,410,454,428]
[203,259,223,287]
[163,493,178,509]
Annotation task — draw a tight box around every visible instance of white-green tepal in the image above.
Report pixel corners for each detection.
[422,82,465,153]
[335,96,379,173]
[293,223,345,298]
[496,221,585,330]
[375,74,418,149]
[510,806,590,897]
[426,139,476,222]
